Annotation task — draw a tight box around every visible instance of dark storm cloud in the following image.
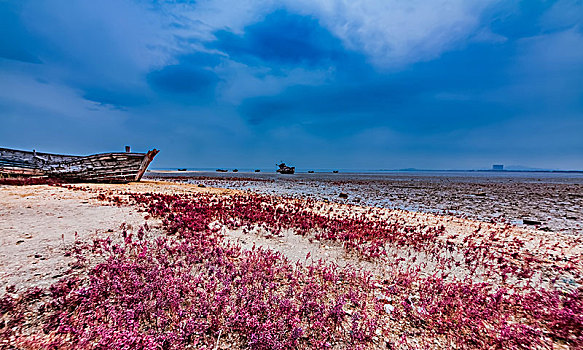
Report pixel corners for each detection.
[148,65,218,94]
[146,51,222,97]
[209,10,346,67]
[82,88,151,109]
[238,39,516,131]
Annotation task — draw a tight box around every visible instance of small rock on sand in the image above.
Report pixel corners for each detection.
[523,219,542,225]
[384,304,395,313]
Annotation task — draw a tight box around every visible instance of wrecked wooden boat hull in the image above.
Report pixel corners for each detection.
[276,162,295,174]
[0,147,159,183]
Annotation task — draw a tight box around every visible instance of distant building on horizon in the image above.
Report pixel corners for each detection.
[492,164,504,171]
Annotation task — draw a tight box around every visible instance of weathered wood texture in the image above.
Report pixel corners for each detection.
[0,148,159,183]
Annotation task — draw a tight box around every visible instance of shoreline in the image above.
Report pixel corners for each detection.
[149,169,583,174]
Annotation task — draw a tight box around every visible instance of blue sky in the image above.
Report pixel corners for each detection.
[1,0,582,170]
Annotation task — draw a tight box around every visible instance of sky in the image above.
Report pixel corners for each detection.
[0,0,582,170]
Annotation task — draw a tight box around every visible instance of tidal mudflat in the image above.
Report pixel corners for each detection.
[149,171,583,234]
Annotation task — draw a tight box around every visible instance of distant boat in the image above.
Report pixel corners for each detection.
[276,162,295,174]
[307,170,315,173]
[0,147,158,183]
[216,169,228,172]
[233,169,238,172]
[332,170,339,173]
[255,169,261,172]
[177,168,187,171]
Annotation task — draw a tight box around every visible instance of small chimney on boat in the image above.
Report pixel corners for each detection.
[125,146,131,153]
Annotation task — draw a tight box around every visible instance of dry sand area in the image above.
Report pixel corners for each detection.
[0,182,230,292]
[2,181,581,293]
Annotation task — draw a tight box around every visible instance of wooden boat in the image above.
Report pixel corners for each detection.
[0,147,159,183]
[276,162,295,174]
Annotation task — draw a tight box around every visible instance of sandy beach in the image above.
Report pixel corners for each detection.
[0,182,234,291]
[2,179,582,349]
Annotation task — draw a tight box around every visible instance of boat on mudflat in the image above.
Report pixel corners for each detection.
[0,147,159,183]
[276,162,295,174]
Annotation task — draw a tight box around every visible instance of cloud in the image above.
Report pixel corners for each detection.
[210,10,346,67]
[236,36,517,131]
[82,88,151,109]
[0,1,42,63]
[519,27,583,70]
[20,0,174,73]
[540,0,583,31]
[164,0,502,68]
[239,81,413,125]
[215,61,331,104]
[285,0,502,68]
[148,65,219,94]
[206,9,371,105]
[6,0,181,108]
[487,27,583,111]
[0,68,132,154]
